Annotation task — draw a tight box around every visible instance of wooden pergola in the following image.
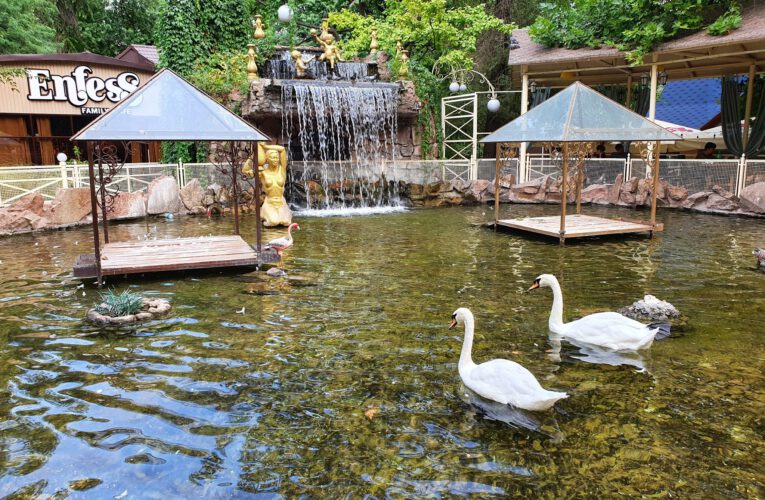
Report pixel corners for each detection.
[71,69,278,285]
[508,4,765,166]
[483,82,679,244]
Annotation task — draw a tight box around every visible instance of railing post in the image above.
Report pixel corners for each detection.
[736,154,747,196]
[625,154,632,180]
[59,162,68,189]
[177,161,185,187]
[126,164,132,192]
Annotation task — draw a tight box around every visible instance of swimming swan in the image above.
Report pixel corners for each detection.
[528,274,670,351]
[450,308,568,411]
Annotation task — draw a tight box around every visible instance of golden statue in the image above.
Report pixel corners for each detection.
[370,28,378,55]
[398,49,409,80]
[252,15,265,40]
[319,18,333,44]
[243,143,292,227]
[395,39,403,55]
[291,49,315,78]
[246,44,258,81]
[311,29,342,72]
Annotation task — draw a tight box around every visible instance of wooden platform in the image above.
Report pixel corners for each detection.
[73,235,279,278]
[495,214,662,240]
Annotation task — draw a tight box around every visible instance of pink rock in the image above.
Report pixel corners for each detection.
[7,193,44,216]
[147,175,182,215]
[109,192,147,220]
[581,184,609,204]
[49,187,92,225]
[740,181,765,213]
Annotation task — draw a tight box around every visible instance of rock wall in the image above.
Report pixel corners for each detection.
[2,176,764,237]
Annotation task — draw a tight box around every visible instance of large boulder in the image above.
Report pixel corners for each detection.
[180,178,205,211]
[739,181,765,214]
[682,190,738,212]
[666,184,689,207]
[48,188,91,225]
[581,184,610,204]
[7,193,44,216]
[510,175,551,203]
[146,175,182,215]
[110,191,147,220]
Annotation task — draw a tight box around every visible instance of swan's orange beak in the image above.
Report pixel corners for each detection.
[527,280,540,292]
[449,319,457,329]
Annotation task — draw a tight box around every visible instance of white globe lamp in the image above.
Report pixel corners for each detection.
[56,152,68,164]
[458,83,467,92]
[449,81,459,93]
[277,4,293,23]
[487,98,501,113]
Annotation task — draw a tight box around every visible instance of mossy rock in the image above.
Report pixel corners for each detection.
[86,298,171,325]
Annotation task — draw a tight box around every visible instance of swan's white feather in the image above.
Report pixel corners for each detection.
[461,358,568,411]
[562,312,657,351]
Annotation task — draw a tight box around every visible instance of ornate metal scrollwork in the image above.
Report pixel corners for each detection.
[94,142,130,213]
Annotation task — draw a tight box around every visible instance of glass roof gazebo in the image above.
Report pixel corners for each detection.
[71,69,277,284]
[482,82,679,244]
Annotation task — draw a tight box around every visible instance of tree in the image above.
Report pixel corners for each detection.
[0,0,57,54]
[529,0,744,64]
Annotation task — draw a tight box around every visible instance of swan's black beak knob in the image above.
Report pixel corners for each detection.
[449,319,457,329]
[527,279,540,292]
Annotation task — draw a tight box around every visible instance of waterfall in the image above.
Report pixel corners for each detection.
[282,81,399,210]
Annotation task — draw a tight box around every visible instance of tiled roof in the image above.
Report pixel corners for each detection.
[655,78,721,130]
[131,45,159,64]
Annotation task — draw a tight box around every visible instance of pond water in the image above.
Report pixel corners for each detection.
[0,205,763,498]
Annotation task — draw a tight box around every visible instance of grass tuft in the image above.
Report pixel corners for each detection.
[95,289,144,317]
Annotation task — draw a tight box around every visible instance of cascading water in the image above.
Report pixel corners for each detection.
[263,52,372,82]
[282,81,401,212]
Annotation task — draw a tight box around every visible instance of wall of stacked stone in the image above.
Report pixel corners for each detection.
[1,174,764,236]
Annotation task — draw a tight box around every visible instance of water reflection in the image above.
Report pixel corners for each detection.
[0,205,763,497]
[546,333,651,371]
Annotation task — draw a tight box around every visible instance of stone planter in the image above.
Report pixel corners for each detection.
[87,298,171,325]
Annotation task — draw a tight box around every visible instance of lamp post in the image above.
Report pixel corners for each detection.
[444,69,501,113]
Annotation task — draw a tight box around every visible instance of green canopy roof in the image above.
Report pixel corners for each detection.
[72,68,269,142]
[482,81,680,143]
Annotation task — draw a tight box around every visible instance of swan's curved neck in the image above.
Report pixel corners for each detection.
[459,315,476,371]
[548,279,565,333]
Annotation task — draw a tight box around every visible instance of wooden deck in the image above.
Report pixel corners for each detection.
[495,214,662,240]
[73,235,279,278]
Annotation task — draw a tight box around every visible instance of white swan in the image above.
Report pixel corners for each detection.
[528,274,670,351]
[450,308,568,412]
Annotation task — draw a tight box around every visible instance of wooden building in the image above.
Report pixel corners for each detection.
[0,52,157,166]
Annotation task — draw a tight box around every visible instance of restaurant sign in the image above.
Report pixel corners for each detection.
[26,65,140,107]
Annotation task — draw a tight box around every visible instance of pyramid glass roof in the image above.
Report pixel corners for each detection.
[73,69,269,141]
[482,82,679,143]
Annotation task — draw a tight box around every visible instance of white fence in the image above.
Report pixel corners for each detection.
[1,157,763,206]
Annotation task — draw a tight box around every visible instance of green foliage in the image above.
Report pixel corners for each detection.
[95,289,144,317]
[156,0,206,75]
[55,0,160,56]
[0,68,25,92]
[188,51,250,100]
[0,0,57,54]
[529,0,744,65]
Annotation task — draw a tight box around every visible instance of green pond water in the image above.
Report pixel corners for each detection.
[0,204,763,498]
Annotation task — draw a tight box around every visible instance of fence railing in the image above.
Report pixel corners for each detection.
[1,157,764,207]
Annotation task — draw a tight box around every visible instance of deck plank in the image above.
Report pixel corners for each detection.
[496,214,660,240]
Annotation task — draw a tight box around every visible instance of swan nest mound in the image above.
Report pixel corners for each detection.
[87,298,171,325]
[618,295,681,322]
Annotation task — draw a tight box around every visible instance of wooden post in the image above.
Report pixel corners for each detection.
[96,143,109,244]
[493,147,501,227]
[650,140,660,236]
[86,144,102,287]
[232,151,240,236]
[254,142,262,252]
[648,63,658,122]
[743,64,756,153]
[560,143,569,245]
[625,74,633,109]
[576,155,584,215]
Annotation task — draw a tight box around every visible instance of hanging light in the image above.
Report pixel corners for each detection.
[529,80,537,93]
[487,97,501,113]
[639,73,650,87]
[737,76,748,95]
[277,3,293,23]
[449,81,460,93]
[458,83,467,92]
[658,71,668,86]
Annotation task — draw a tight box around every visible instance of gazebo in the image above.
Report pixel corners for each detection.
[71,68,278,284]
[482,81,679,244]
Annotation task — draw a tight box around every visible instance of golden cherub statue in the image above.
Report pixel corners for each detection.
[242,143,292,227]
[370,28,378,55]
[246,44,258,81]
[291,49,315,78]
[311,28,342,73]
[398,49,409,80]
